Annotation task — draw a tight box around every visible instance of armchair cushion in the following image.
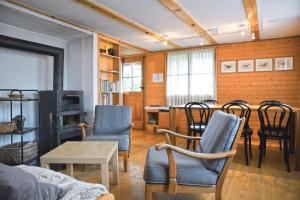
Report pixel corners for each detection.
[198,111,241,173]
[94,105,132,136]
[143,147,218,186]
[84,134,129,151]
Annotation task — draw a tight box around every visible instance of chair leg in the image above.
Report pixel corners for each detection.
[244,136,249,166]
[145,184,153,200]
[263,139,267,156]
[258,138,264,168]
[193,131,197,151]
[249,136,252,158]
[279,139,282,151]
[283,138,291,172]
[215,187,222,200]
[123,151,128,172]
[186,130,192,149]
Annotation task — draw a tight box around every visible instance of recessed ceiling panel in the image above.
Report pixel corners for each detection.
[258,0,300,39]
[0,4,88,40]
[170,37,207,48]
[213,31,253,44]
[177,0,248,28]
[94,0,198,40]
[12,0,173,51]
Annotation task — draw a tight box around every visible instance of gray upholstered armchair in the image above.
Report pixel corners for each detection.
[79,105,133,172]
[143,111,245,200]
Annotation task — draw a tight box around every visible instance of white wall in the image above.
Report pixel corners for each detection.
[0,22,96,146]
[0,22,69,88]
[67,36,95,123]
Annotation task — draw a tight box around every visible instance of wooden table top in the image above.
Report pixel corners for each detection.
[40,141,118,164]
[170,104,300,112]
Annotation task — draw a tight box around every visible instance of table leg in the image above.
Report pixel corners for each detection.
[101,163,109,191]
[295,111,300,171]
[41,163,50,169]
[112,149,119,185]
[66,164,74,177]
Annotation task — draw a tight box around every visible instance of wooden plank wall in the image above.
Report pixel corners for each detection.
[144,52,167,106]
[126,37,300,135]
[216,37,300,137]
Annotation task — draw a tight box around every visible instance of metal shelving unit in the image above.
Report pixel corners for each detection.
[0,89,40,165]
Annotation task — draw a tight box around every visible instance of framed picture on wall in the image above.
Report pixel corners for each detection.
[275,57,293,71]
[221,61,236,73]
[238,60,254,72]
[256,58,272,72]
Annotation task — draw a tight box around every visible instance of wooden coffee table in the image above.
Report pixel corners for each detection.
[40,141,119,190]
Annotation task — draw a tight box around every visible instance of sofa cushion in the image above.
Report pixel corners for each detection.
[85,134,129,151]
[0,163,65,200]
[143,147,218,186]
[198,110,241,173]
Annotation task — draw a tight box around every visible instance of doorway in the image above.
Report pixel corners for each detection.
[122,59,144,129]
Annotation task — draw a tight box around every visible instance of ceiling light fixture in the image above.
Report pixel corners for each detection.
[163,40,168,45]
[241,31,245,36]
[200,42,204,46]
[251,32,255,40]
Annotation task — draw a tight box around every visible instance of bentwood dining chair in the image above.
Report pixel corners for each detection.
[257,102,293,172]
[144,111,245,200]
[260,100,283,150]
[184,102,211,150]
[222,102,252,166]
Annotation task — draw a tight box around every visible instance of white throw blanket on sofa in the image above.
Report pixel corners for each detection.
[17,165,108,200]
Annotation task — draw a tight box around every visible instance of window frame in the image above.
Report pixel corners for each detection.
[122,61,142,92]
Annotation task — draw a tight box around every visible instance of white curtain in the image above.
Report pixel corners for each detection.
[167,48,215,106]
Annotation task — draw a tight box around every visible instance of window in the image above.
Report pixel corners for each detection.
[122,62,142,92]
[167,48,215,106]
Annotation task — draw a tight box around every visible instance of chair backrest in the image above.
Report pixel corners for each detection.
[222,102,251,130]
[230,99,248,104]
[258,103,292,137]
[94,105,132,135]
[260,99,281,104]
[184,102,211,131]
[199,111,244,173]
[201,99,218,104]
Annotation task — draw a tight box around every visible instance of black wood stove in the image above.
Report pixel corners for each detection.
[39,90,85,156]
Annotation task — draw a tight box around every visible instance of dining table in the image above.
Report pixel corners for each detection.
[168,104,300,171]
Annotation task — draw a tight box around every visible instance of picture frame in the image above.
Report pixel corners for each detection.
[221,61,236,73]
[256,58,272,72]
[238,60,254,72]
[275,57,293,71]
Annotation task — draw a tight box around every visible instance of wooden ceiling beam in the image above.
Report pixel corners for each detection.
[7,0,150,53]
[159,0,217,45]
[243,0,260,40]
[76,0,181,49]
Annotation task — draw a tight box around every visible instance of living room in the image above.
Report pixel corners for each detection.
[0,0,299,200]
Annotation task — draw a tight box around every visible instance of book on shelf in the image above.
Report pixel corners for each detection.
[100,79,120,93]
[101,93,113,105]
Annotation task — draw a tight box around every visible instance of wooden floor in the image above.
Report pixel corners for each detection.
[71,129,300,200]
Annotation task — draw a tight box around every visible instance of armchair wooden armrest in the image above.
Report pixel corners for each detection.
[129,122,134,128]
[154,143,236,194]
[96,193,114,200]
[77,122,93,138]
[157,129,201,140]
[155,143,236,159]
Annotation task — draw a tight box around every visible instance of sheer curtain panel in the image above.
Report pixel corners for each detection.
[167,48,215,106]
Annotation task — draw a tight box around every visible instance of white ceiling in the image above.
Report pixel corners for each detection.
[2,0,300,54]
